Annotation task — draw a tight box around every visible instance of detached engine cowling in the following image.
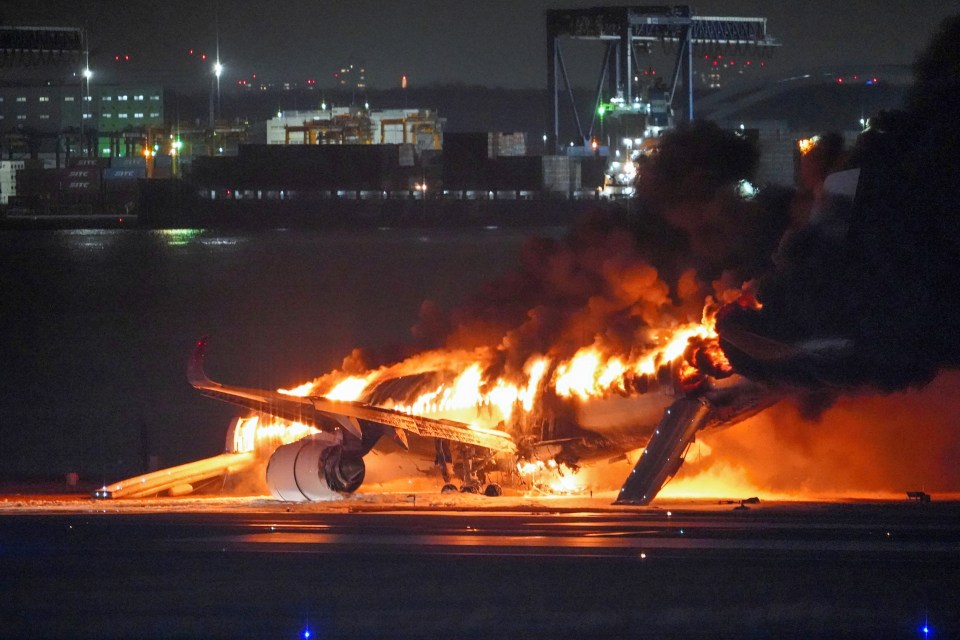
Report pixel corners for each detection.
[265,433,366,501]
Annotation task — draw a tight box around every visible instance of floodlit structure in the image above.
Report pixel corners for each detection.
[259,107,444,152]
[545,5,778,153]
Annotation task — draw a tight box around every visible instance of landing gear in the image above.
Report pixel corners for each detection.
[436,441,503,497]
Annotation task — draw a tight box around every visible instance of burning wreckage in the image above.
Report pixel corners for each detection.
[97,300,790,505]
[95,35,960,502]
[87,162,870,503]
[89,146,937,505]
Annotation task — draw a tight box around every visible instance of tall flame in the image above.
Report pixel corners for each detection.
[275,304,733,434]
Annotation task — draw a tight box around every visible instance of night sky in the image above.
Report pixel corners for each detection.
[2,1,958,89]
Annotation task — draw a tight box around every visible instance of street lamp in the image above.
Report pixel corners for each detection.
[214,60,223,122]
[80,66,92,157]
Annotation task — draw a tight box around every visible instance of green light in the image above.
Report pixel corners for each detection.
[157,229,202,246]
[597,105,606,116]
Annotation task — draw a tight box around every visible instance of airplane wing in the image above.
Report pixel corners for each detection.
[188,338,517,454]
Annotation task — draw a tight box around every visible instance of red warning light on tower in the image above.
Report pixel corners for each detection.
[401,74,408,89]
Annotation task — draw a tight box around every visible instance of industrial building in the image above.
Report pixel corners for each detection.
[251,107,444,152]
[0,84,165,160]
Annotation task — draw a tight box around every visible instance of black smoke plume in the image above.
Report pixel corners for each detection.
[717,14,960,395]
[402,120,782,384]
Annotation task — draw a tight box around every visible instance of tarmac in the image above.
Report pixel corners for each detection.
[2,491,958,639]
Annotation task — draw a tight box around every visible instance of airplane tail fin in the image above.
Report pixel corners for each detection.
[188,336,214,389]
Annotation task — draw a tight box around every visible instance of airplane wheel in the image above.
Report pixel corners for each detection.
[460,484,479,494]
[484,483,502,497]
[441,483,458,494]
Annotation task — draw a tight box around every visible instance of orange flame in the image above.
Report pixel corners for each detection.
[517,459,586,495]
[230,415,319,454]
[277,297,740,434]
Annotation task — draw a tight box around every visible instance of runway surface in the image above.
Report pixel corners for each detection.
[2,494,959,639]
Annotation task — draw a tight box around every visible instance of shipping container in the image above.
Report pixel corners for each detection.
[488,156,542,190]
[110,156,148,170]
[542,156,580,193]
[67,156,110,170]
[15,167,61,197]
[62,167,101,193]
[580,157,606,189]
[104,167,146,181]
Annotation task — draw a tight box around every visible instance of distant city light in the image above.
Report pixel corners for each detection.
[82,68,92,80]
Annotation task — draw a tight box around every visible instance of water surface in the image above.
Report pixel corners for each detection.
[0,226,552,480]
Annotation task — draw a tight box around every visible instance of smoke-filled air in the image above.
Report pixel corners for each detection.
[275,15,960,499]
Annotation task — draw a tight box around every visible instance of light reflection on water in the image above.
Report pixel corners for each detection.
[54,228,120,252]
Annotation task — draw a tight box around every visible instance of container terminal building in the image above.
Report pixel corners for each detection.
[1,93,608,226]
[0,7,787,225]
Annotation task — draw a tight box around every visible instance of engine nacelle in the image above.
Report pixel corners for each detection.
[265,433,366,502]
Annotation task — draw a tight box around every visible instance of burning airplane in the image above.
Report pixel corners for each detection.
[97,291,786,504]
[95,17,960,502]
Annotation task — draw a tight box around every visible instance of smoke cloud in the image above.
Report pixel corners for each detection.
[682,371,960,497]
[310,16,960,498]
[405,120,784,386]
[717,14,960,396]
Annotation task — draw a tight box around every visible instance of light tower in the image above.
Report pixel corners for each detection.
[80,35,92,157]
[209,4,222,130]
